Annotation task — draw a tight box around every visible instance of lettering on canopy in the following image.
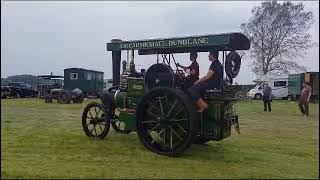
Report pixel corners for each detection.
[118,37,209,49]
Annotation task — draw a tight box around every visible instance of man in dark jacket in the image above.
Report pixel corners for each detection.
[263,83,272,112]
[299,82,312,116]
[188,49,223,112]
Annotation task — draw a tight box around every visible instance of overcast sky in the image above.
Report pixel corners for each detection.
[1,1,319,84]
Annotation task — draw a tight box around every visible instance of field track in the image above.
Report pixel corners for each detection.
[1,98,319,179]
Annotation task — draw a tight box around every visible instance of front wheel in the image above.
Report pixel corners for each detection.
[100,90,131,134]
[136,87,198,156]
[82,102,110,139]
[111,117,132,134]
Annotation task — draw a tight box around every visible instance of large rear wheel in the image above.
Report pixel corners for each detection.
[136,87,198,156]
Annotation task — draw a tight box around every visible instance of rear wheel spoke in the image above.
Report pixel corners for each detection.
[173,106,184,117]
[146,110,160,120]
[169,126,183,142]
[151,139,157,144]
[158,97,165,116]
[166,99,178,118]
[150,123,160,131]
[169,118,188,122]
[158,128,164,135]
[174,124,187,134]
[147,101,157,112]
[142,120,158,124]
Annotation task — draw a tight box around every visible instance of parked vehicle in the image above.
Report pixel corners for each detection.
[37,74,64,98]
[1,82,37,98]
[1,86,15,98]
[64,68,104,97]
[288,72,319,101]
[247,74,288,99]
[44,88,85,104]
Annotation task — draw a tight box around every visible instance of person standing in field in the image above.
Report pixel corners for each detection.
[263,83,272,112]
[298,82,312,116]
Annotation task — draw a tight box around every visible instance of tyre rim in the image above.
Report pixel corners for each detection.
[139,91,190,151]
[84,105,108,137]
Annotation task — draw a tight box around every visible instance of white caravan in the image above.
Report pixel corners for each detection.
[247,74,289,99]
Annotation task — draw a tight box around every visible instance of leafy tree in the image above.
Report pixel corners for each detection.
[241,1,316,75]
[6,74,41,89]
[1,78,9,86]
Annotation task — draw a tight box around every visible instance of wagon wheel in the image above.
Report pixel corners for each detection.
[136,87,198,156]
[57,90,71,104]
[82,102,110,139]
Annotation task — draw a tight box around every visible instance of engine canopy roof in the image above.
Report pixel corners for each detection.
[106,32,250,55]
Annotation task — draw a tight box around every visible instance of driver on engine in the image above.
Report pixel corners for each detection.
[188,49,223,112]
[177,51,199,86]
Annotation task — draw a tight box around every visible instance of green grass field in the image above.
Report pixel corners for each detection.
[1,98,319,179]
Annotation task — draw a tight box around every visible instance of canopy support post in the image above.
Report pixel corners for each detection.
[222,51,225,92]
[126,50,130,70]
[171,54,178,67]
[157,54,159,64]
[130,50,135,72]
[110,39,122,86]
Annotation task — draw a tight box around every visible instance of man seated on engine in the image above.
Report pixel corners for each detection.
[177,51,199,86]
[188,49,223,112]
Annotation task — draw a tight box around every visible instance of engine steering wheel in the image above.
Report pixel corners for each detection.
[176,63,189,76]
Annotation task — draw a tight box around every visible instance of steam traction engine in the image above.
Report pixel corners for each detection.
[82,33,250,156]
